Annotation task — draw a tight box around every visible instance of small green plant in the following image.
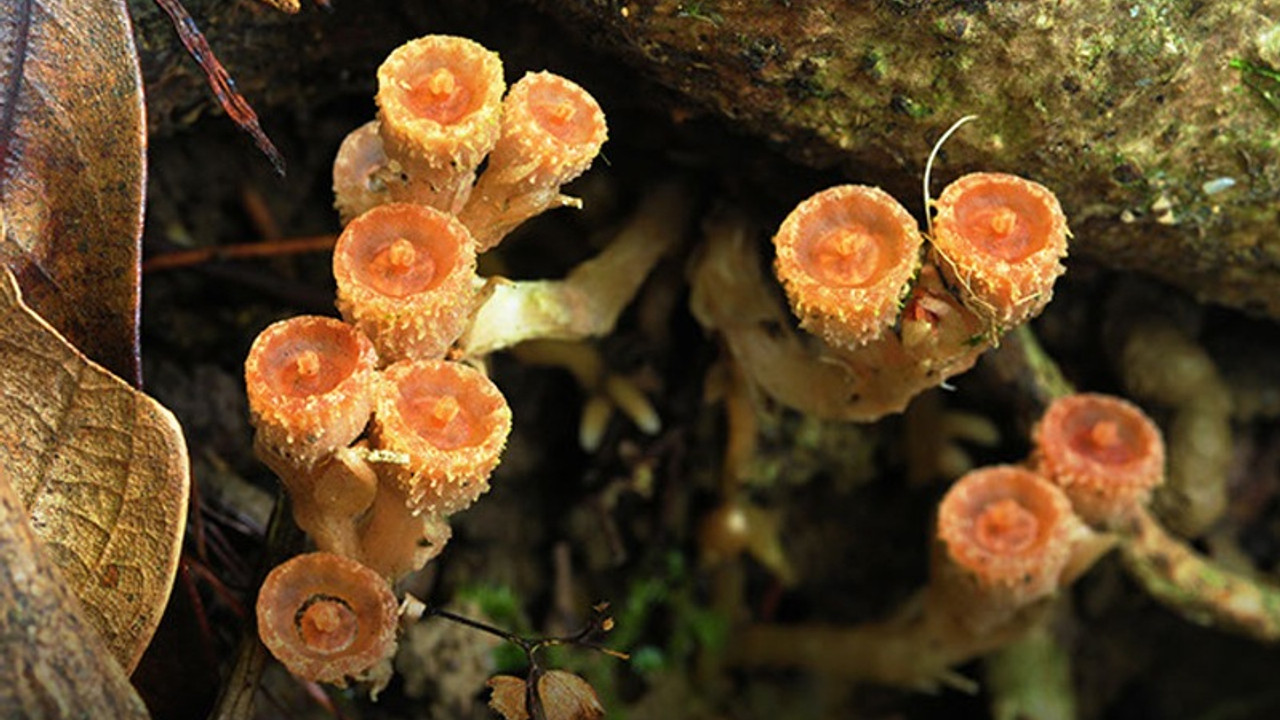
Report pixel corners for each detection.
[1230,58,1280,115]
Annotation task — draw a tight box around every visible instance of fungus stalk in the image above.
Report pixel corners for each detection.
[456,181,692,358]
[356,473,452,580]
[284,445,379,559]
[1104,281,1232,536]
[1120,507,1280,642]
[984,613,1077,720]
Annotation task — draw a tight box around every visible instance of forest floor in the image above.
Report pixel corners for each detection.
[131,3,1280,719]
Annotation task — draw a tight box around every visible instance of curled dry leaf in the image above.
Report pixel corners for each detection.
[0,0,146,381]
[488,675,530,720]
[0,267,189,672]
[0,466,149,719]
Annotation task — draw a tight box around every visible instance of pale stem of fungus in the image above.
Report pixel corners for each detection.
[356,470,452,580]
[286,445,379,559]
[729,501,1104,689]
[730,591,1048,691]
[1106,285,1232,536]
[690,209,866,419]
[456,181,693,358]
[512,340,662,451]
[1120,508,1280,641]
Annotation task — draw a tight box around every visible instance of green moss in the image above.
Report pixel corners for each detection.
[676,1,724,25]
[862,48,888,81]
[1230,58,1280,116]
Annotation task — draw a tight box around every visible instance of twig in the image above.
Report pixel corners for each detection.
[144,235,337,273]
[209,491,305,720]
[153,0,287,175]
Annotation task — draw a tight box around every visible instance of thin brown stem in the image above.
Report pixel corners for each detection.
[143,235,337,273]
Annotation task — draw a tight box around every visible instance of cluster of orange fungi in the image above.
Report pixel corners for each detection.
[933,393,1165,633]
[767,170,1068,419]
[775,172,1067,344]
[246,34,607,688]
[732,392,1168,688]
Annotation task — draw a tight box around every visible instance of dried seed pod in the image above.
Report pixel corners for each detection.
[256,552,398,687]
[1033,393,1166,527]
[245,316,378,470]
[460,71,608,250]
[934,465,1077,631]
[773,185,923,349]
[376,34,504,213]
[372,359,512,515]
[333,203,477,362]
[930,172,1068,328]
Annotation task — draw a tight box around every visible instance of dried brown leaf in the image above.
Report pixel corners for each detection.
[538,670,605,720]
[488,671,605,720]
[0,467,149,719]
[487,675,531,720]
[0,0,146,381]
[0,266,188,672]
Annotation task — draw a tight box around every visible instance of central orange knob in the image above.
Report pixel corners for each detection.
[294,349,321,380]
[297,598,358,654]
[813,230,881,287]
[974,498,1038,555]
[988,206,1018,237]
[424,67,457,98]
[386,238,417,270]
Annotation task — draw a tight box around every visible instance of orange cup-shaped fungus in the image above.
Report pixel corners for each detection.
[460,71,608,250]
[376,34,505,212]
[333,121,391,225]
[372,359,512,515]
[929,172,1068,328]
[333,203,478,362]
[773,185,923,349]
[256,552,398,687]
[245,316,378,469]
[1033,393,1166,527]
[935,465,1076,629]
